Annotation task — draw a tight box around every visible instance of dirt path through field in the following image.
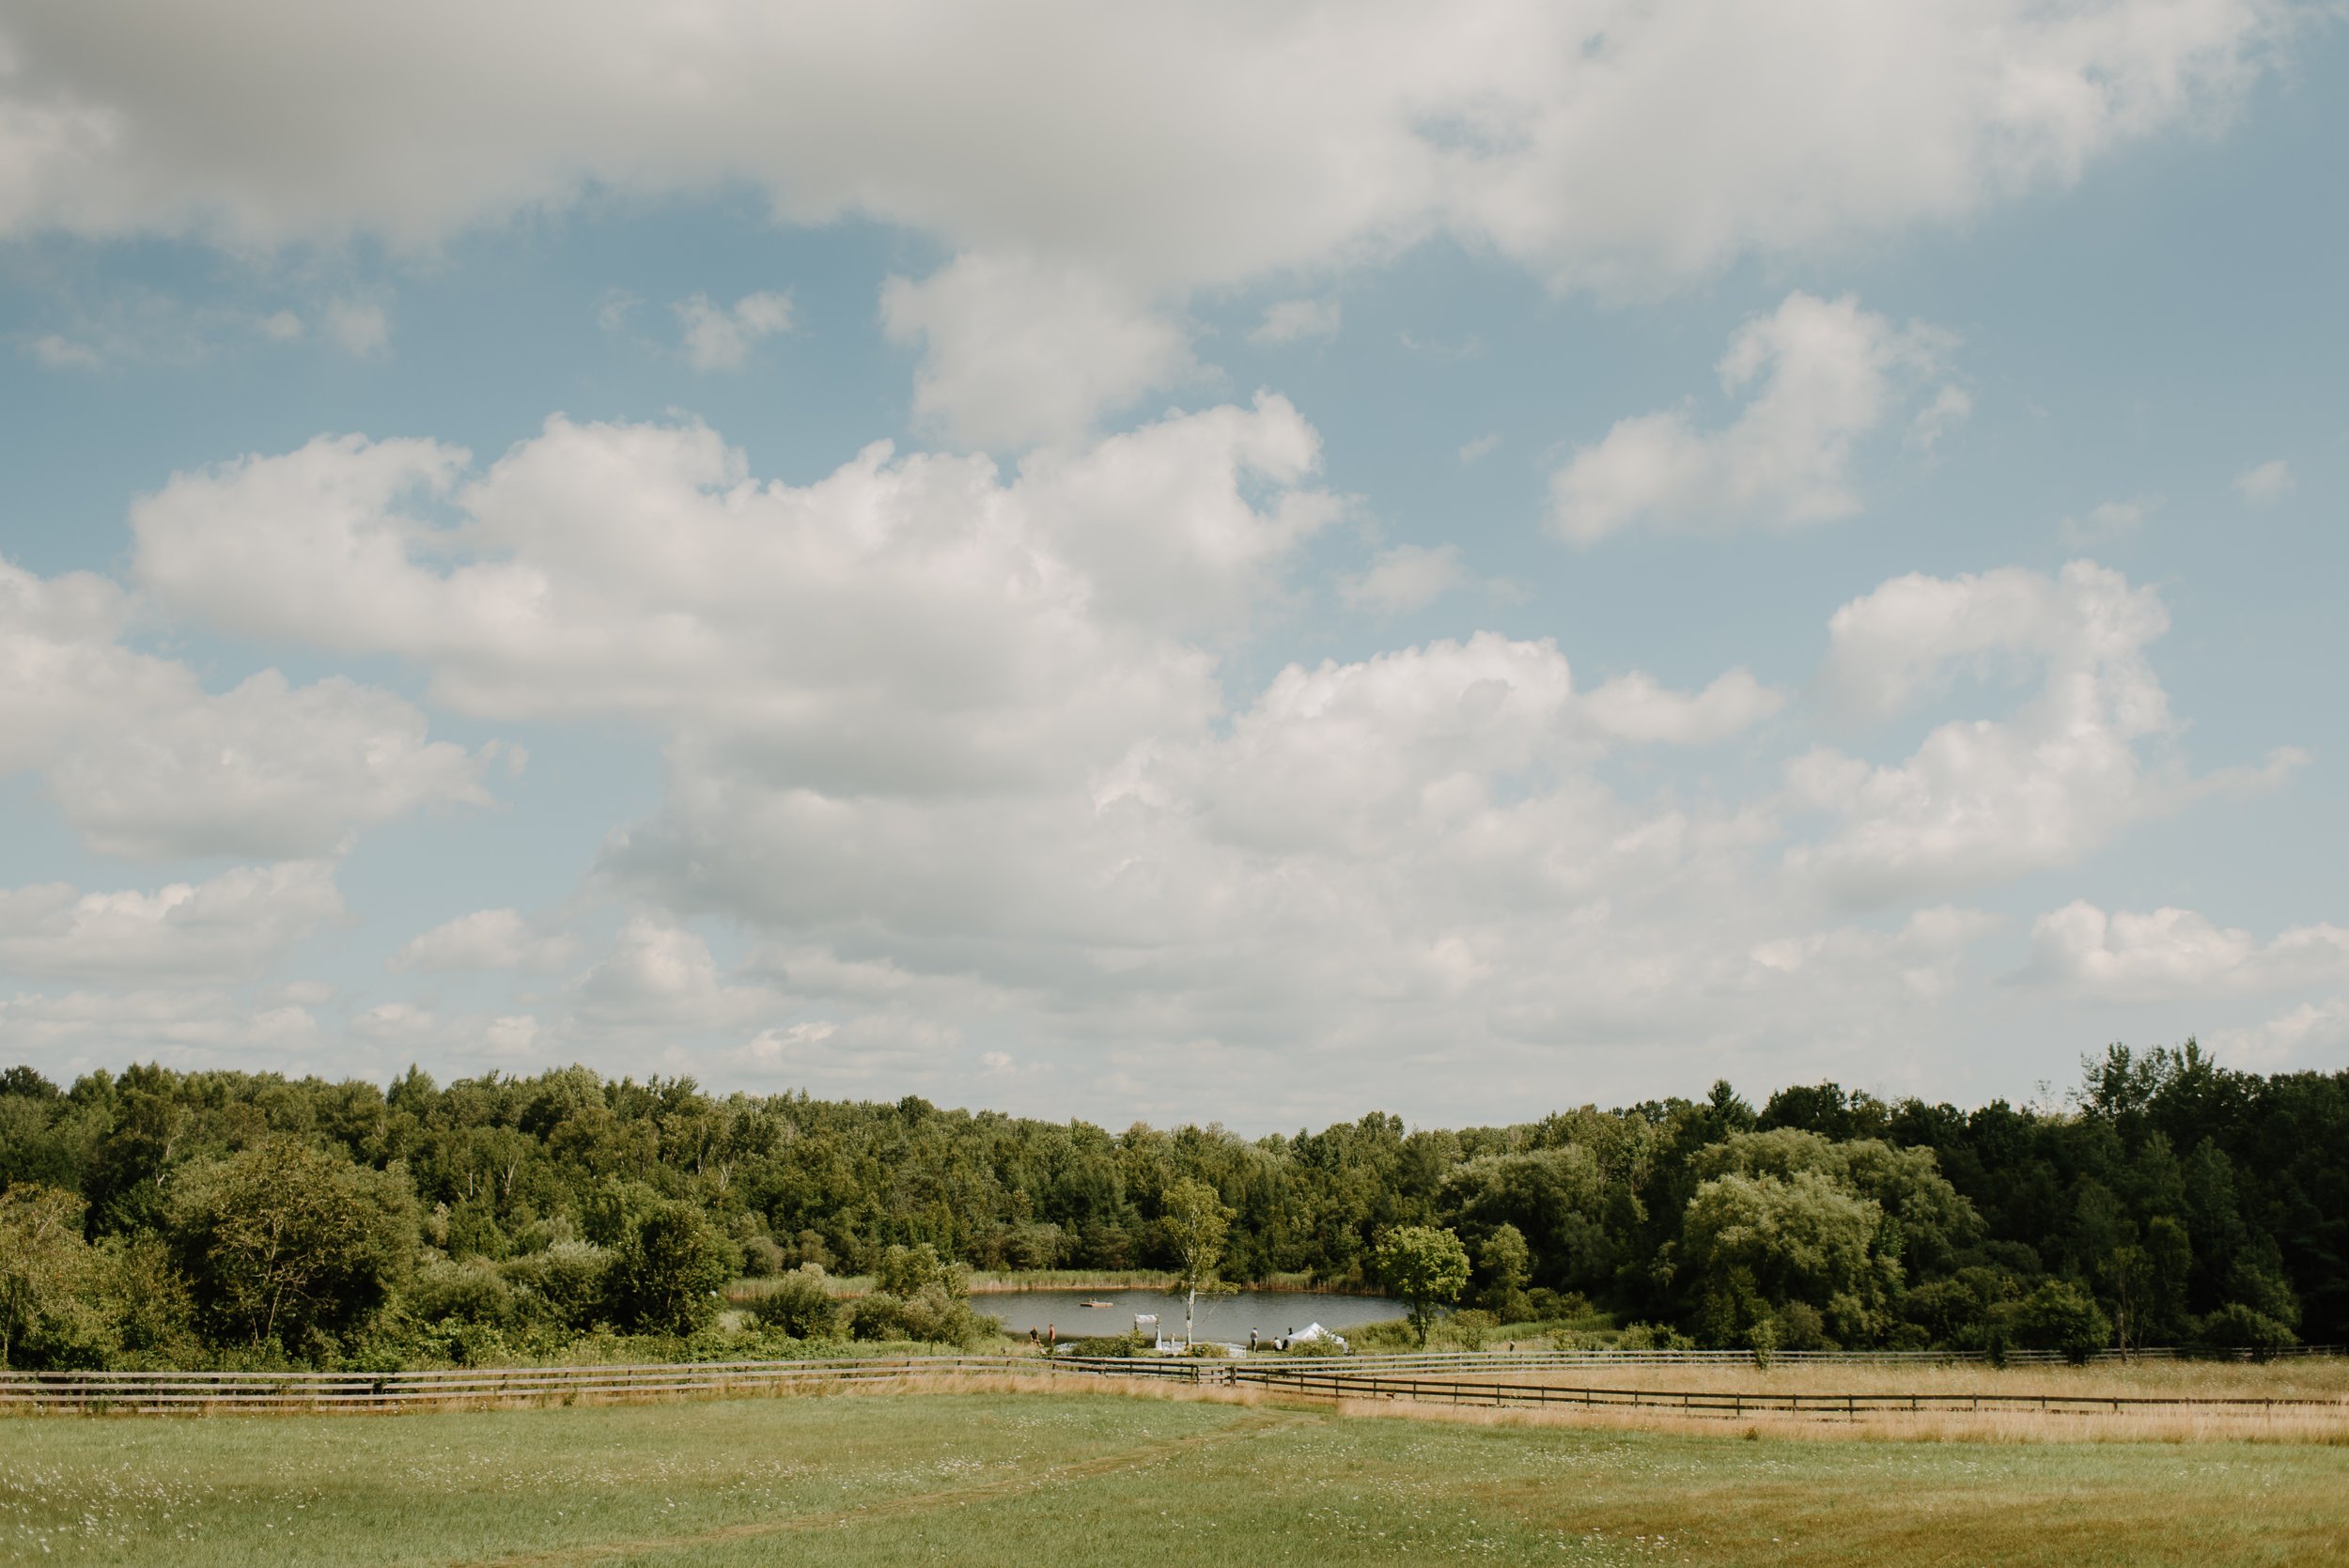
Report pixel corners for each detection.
[453,1405,1315,1566]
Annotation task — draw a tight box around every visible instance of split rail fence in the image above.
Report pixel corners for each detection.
[3,1345,2341,1418]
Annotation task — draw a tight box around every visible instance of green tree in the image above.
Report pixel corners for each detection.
[1161,1177,1232,1347]
[1375,1225,1470,1347]
[2009,1279,2111,1363]
[0,1184,98,1367]
[165,1140,417,1355]
[1478,1223,1532,1318]
[1678,1169,1891,1347]
[608,1199,741,1335]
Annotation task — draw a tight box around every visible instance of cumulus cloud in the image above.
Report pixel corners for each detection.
[2026,901,2349,998]
[2061,496,2155,545]
[1249,298,1340,345]
[83,403,2308,1121]
[0,4,2271,293]
[2210,998,2349,1070]
[880,253,1198,449]
[1788,561,2278,904]
[2232,458,2292,503]
[323,299,389,356]
[0,554,492,857]
[673,289,792,371]
[1339,543,1471,615]
[1549,292,1961,543]
[389,908,573,972]
[0,860,342,981]
[573,915,786,1031]
[132,399,1331,789]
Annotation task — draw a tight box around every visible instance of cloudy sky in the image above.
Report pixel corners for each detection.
[2,2,2344,1128]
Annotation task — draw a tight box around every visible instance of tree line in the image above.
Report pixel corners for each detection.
[1,1043,2339,1369]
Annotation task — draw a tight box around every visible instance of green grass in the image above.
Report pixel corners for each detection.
[5,1388,2345,1566]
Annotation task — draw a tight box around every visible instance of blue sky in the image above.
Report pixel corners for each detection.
[1,2,2343,1128]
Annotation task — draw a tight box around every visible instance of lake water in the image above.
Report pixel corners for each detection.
[971,1287,1402,1342]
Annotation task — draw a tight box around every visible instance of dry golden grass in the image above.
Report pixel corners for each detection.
[1434,1355,2349,1402]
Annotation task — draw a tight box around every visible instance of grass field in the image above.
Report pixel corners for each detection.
[7,1382,2348,1567]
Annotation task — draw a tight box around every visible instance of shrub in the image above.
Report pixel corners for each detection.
[165,1140,418,1356]
[877,1244,968,1301]
[745,1269,840,1339]
[503,1240,613,1331]
[607,1202,741,1336]
[2008,1280,2110,1363]
[409,1257,514,1327]
[2195,1302,2297,1360]
[848,1291,910,1341]
[739,1235,791,1279]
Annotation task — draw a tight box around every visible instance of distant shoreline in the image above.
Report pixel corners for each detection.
[960,1275,1372,1296]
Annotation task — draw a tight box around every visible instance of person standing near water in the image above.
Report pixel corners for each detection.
[1046,1323,1056,1357]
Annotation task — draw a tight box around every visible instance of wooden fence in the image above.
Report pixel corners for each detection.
[1226,1365,2349,1420]
[4,1344,2340,1417]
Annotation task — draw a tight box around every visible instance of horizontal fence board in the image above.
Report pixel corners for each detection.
[6,1344,2341,1416]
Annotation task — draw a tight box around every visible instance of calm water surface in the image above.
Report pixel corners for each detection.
[972,1287,1401,1340]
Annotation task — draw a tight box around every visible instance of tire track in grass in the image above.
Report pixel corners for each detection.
[454,1406,1314,1567]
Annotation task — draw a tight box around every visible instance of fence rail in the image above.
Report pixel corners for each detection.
[1226,1366,2349,1419]
[5,1343,2341,1416]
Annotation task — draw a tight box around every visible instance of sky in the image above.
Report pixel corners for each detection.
[1,1,2345,1131]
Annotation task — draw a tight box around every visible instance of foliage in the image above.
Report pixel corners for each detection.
[2008,1280,2112,1363]
[164,1139,418,1355]
[744,1268,842,1339]
[1374,1224,1470,1346]
[5,1040,2347,1367]
[606,1199,741,1335]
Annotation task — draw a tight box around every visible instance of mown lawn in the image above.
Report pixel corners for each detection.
[4,1387,2345,1566]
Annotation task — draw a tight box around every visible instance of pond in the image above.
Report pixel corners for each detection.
[970,1287,1403,1342]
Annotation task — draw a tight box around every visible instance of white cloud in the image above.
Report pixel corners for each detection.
[2026,901,2349,998]
[133,400,1331,788]
[389,908,573,972]
[673,288,792,371]
[88,403,2312,1122]
[573,915,784,1031]
[1579,668,1784,746]
[0,3,2270,285]
[1338,543,1470,615]
[0,860,342,981]
[2210,999,2349,1070]
[0,988,324,1067]
[323,299,389,356]
[29,333,102,369]
[1790,561,2262,904]
[257,308,303,341]
[2061,496,2155,544]
[1549,293,1961,543]
[1249,298,1340,345]
[2232,458,2292,503]
[0,554,491,858]
[1457,433,1501,464]
[880,253,1198,449]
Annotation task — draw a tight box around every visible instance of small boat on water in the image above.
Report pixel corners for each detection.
[1079,1298,1115,1308]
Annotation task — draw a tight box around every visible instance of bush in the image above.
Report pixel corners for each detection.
[2195,1302,2297,1360]
[2008,1280,2110,1363]
[877,1244,968,1301]
[503,1240,612,1331]
[848,1291,910,1341]
[409,1257,514,1327]
[607,1202,740,1336]
[1616,1322,1694,1351]
[745,1269,840,1339]
[1063,1332,1146,1357]
[739,1235,791,1279]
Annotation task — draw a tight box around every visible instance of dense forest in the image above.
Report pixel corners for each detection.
[1,1043,2341,1370]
